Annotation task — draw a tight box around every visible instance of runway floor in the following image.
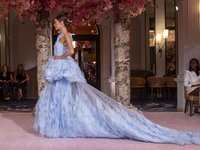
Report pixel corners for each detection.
[0,112,200,150]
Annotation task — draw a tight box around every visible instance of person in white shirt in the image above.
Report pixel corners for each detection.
[184,58,200,95]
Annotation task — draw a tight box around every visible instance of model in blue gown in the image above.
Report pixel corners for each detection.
[34,31,200,146]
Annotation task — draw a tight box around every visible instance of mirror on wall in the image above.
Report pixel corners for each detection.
[145,6,155,74]
[165,0,176,76]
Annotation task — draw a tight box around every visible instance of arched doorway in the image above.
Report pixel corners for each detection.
[52,23,101,90]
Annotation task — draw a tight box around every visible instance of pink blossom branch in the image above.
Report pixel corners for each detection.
[0,0,168,27]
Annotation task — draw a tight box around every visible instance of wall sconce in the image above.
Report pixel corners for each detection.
[156,29,169,57]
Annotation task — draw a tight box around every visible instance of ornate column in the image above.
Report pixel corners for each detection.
[113,3,132,107]
[33,11,52,114]
[35,11,52,97]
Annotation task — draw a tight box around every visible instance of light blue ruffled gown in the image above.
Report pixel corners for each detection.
[34,32,200,146]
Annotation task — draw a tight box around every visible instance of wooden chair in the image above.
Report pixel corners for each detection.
[184,87,200,116]
[130,70,154,98]
[130,77,146,99]
[147,77,165,101]
[163,76,177,100]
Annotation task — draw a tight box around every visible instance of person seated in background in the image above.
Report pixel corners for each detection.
[90,66,97,88]
[0,65,13,100]
[184,58,200,96]
[86,67,97,88]
[90,75,97,88]
[14,64,30,101]
[87,68,93,84]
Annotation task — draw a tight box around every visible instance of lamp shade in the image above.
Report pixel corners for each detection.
[163,29,169,38]
[156,33,162,43]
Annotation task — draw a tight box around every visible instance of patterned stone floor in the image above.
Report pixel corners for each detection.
[0,99,37,112]
[131,98,180,112]
[0,98,181,113]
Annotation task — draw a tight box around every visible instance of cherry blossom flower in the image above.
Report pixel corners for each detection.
[0,0,167,27]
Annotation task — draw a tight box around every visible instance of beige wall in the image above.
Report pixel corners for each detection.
[9,9,36,72]
[100,17,111,95]
[130,13,145,70]
[0,8,8,68]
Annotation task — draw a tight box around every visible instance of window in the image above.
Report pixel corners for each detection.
[146,6,156,74]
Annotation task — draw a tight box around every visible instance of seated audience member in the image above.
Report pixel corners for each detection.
[87,68,93,84]
[91,66,97,88]
[90,75,97,88]
[14,64,30,101]
[86,67,97,88]
[0,65,13,100]
[184,58,200,96]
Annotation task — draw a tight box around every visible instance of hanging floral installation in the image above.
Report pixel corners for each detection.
[0,0,169,27]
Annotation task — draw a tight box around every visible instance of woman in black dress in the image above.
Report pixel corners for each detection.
[14,64,30,101]
[0,65,13,100]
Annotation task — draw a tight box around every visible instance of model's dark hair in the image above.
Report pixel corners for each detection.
[189,58,200,76]
[55,15,70,28]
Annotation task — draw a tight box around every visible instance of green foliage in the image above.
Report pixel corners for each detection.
[83,52,96,63]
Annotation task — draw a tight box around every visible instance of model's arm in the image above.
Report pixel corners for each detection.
[54,33,74,59]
